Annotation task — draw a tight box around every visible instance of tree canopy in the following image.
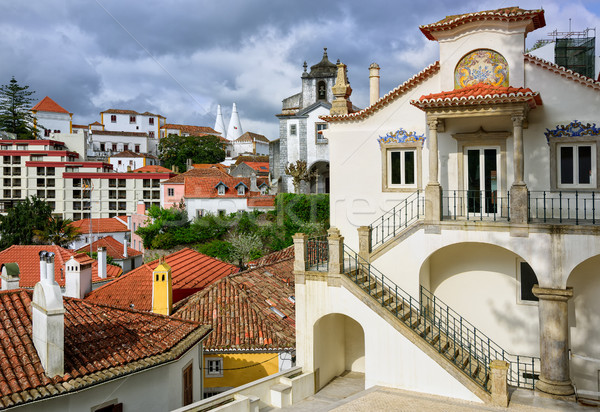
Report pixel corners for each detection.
[0,196,53,249]
[158,134,225,172]
[0,77,37,139]
[33,216,81,248]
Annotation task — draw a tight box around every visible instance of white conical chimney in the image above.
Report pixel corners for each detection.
[214,104,227,138]
[227,103,243,141]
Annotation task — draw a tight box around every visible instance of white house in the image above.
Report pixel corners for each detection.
[108,149,158,172]
[31,96,73,137]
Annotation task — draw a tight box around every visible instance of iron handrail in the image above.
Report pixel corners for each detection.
[528,190,600,225]
[342,244,539,391]
[442,189,510,222]
[305,236,328,271]
[369,191,424,249]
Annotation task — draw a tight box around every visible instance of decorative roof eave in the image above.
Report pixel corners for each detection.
[321,61,440,123]
[419,8,545,41]
[524,54,600,91]
[410,92,542,111]
[214,181,229,189]
[235,182,249,189]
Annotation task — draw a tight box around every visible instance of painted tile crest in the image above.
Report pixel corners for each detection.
[544,120,600,142]
[454,49,509,89]
[378,128,426,146]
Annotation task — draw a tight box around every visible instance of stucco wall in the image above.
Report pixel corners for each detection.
[203,352,281,391]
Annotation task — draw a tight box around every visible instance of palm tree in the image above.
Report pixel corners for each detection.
[33,217,82,248]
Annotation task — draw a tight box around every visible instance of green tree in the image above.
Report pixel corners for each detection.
[0,77,38,139]
[33,216,82,248]
[158,134,225,173]
[0,196,52,249]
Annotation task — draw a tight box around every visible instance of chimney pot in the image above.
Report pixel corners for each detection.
[369,63,380,106]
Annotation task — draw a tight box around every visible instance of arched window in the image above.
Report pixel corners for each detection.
[317,81,327,100]
[454,49,508,89]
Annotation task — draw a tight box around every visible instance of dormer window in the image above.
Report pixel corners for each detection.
[259,184,268,195]
[218,185,225,195]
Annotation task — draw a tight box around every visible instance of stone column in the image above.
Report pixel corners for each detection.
[532,286,574,396]
[425,118,442,221]
[510,114,528,224]
[490,360,509,407]
[327,228,344,281]
[292,233,308,273]
[357,226,371,260]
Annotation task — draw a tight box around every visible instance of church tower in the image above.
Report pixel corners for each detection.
[152,257,172,315]
[300,48,338,109]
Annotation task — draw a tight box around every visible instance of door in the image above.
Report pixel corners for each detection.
[466,148,499,215]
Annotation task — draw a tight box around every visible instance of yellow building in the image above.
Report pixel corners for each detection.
[174,248,296,397]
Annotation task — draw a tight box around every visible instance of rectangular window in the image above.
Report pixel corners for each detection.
[3,167,10,176]
[183,363,193,406]
[110,115,117,123]
[44,129,51,137]
[129,115,136,123]
[149,131,155,138]
[558,143,595,188]
[112,143,118,152]
[123,144,129,151]
[135,144,140,153]
[205,357,223,377]
[100,143,105,151]
[167,188,174,196]
[388,149,416,187]
[289,124,297,136]
[518,261,539,303]
[149,117,155,125]
[316,123,328,143]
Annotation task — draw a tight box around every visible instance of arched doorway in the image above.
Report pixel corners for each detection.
[309,161,329,194]
[418,242,539,356]
[313,313,364,390]
[566,255,600,393]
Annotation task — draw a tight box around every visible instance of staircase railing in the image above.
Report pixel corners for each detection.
[529,190,600,225]
[305,235,328,271]
[369,191,424,250]
[342,244,539,392]
[420,286,540,389]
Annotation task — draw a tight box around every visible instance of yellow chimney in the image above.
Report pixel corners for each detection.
[152,257,172,315]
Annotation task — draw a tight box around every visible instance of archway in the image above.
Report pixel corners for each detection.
[313,313,364,390]
[566,255,600,393]
[419,242,539,356]
[309,161,329,194]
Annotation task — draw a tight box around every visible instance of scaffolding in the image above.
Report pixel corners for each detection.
[552,28,596,78]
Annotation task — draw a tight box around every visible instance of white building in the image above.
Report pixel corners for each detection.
[108,149,158,172]
[31,96,73,137]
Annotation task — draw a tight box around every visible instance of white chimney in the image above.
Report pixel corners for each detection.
[65,256,92,299]
[97,246,107,279]
[250,173,259,192]
[32,251,64,377]
[123,239,129,258]
[369,63,380,106]
[1,263,20,290]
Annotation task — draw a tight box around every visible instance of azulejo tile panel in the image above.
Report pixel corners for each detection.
[544,120,600,142]
[378,129,426,146]
[454,49,509,89]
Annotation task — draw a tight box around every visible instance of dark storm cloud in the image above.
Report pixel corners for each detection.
[0,0,598,138]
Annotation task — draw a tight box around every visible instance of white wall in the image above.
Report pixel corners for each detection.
[186,197,249,220]
[35,112,71,135]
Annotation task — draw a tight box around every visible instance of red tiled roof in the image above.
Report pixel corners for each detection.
[524,54,600,91]
[31,96,70,114]
[132,164,172,173]
[184,173,269,199]
[247,197,275,207]
[76,236,142,260]
[0,289,210,409]
[410,83,542,110]
[70,217,128,234]
[248,246,294,267]
[242,162,269,172]
[420,7,545,40]
[321,61,440,122]
[192,163,228,173]
[0,245,122,288]
[72,124,87,129]
[89,121,103,126]
[162,167,226,184]
[235,132,269,143]
[162,124,221,136]
[174,256,295,350]
[86,248,239,311]
[101,109,139,115]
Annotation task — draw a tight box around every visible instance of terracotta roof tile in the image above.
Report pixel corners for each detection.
[321,61,440,122]
[242,162,269,172]
[524,54,600,91]
[0,289,210,408]
[247,197,275,207]
[86,248,238,311]
[184,173,269,199]
[235,132,270,143]
[173,255,295,350]
[101,109,139,115]
[31,97,70,114]
[420,8,545,40]
[70,218,128,234]
[0,245,122,288]
[162,124,221,136]
[76,236,142,260]
[248,246,294,267]
[410,83,542,109]
[132,165,172,173]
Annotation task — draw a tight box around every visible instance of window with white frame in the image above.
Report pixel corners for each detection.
[316,123,328,143]
[205,357,223,377]
[557,143,595,188]
[167,188,174,196]
[237,185,245,195]
[289,124,297,136]
[218,185,225,195]
[387,149,416,188]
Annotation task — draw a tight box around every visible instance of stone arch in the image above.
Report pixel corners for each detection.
[418,242,539,356]
[308,160,329,193]
[454,49,509,89]
[565,254,600,391]
[313,313,365,390]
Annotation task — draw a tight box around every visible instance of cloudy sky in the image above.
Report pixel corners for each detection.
[1,1,599,139]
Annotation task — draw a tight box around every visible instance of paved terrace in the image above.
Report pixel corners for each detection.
[267,372,598,412]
